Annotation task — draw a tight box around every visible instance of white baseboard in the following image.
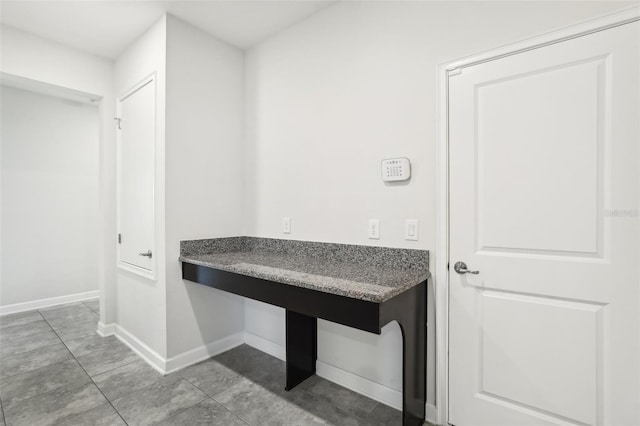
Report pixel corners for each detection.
[0,290,99,316]
[95,323,439,422]
[316,360,402,411]
[244,331,286,361]
[165,331,245,374]
[97,322,245,376]
[243,333,408,412]
[97,321,116,337]
[111,324,167,375]
[426,402,438,425]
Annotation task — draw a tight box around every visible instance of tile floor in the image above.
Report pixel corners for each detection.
[0,301,418,425]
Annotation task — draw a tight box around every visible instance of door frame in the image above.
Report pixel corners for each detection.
[435,6,640,425]
[115,72,157,280]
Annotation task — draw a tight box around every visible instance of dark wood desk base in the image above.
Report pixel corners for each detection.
[182,262,426,426]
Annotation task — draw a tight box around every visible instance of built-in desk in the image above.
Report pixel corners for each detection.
[180,237,429,426]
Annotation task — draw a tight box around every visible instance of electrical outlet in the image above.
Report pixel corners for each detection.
[283,217,291,234]
[369,219,380,239]
[405,219,418,241]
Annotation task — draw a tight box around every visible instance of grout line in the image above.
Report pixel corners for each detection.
[85,358,140,381]
[0,312,46,332]
[39,310,131,426]
[175,355,253,425]
[0,339,64,361]
[218,400,251,426]
[81,300,100,316]
[0,349,73,382]
[0,320,51,338]
[89,359,160,402]
[0,396,6,426]
[173,370,228,415]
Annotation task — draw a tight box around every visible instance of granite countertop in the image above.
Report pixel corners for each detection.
[179,237,429,303]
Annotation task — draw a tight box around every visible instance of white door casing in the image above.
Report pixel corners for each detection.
[117,76,156,276]
[448,18,639,426]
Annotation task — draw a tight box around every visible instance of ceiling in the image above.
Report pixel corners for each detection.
[0,0,336,59]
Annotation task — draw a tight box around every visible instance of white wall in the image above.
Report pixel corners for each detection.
[244,0,632,408]
[164,15,245,359]
[0,25,115,322]
[114,15,168,358]
[1,86,99,306]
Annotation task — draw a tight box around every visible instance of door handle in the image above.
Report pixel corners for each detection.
[139,250,153,259]
[454,261,479,275]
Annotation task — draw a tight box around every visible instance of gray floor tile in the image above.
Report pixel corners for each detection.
[56,402,126,426]
[157,398,248,426]
[0,358,90,407]
[215,344,282,379]
[289,389,375,426]
[83,300,100,314]
[261,401,328,426]
[3,381,107,426]
[214,344,287,393]
[54,319,99,343]
[0,311,43,330]
[0,342,72,379]
[46,310,99,330]
[214,378,301,425]
[112,375,206,426]
[179,357,244,397]
[0,330,60,358]
[298,374,323,391]
[364,403,402,426]
[39,303,94,320]
[0,302,415,426]
[0,398,4,426]
[0,320,52,343]
[304,377,378,418]
[76,339,138,377]
[64,334,120,358]
[93,359,163,401]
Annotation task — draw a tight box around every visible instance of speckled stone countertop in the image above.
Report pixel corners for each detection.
[180,237,429,303]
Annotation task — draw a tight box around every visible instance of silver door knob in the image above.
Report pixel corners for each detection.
[454,261,479,275]
[139,250,152,258]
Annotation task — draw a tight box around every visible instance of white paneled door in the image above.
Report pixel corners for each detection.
[117,77,155,274]
[448,21,639,426]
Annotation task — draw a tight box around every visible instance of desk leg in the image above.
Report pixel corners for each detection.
[397,282,427,426]
[285,310,317,391]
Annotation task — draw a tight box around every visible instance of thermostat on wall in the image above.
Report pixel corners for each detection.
[381,157,411,182]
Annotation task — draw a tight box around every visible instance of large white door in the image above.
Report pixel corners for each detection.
[449,21,639,426]
[117,77,155,273]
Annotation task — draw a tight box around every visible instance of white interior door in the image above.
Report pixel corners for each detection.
[118,77,155,273]
[449,21,639,426]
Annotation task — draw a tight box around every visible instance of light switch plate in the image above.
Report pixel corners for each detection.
[405,219,418,241]
[283,217,291,234]
[369,219,380,239]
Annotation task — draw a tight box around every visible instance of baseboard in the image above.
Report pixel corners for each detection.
[316,360,402,410]
[317,362,439,421]
[0,290,99,316]
[165,331,245,374]
[244,331,286,361]
[96,322,440,422]
[97,322,116,337]
[243,333,404,411]
[98,323,245,376]
[426,402,438,425]
[111,324,167,375]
